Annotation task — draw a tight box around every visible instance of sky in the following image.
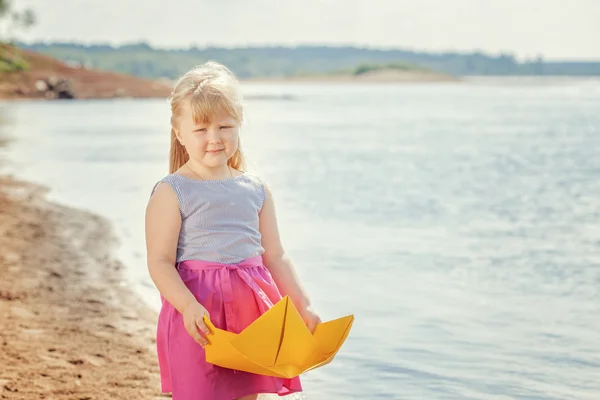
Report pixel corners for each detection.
[10,0,600,61]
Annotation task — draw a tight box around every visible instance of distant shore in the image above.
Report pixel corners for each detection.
[1,44,460,101]
[0,44,172,100]
[242,69,458,84]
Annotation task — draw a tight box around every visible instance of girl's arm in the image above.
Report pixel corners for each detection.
[145,183,195,313]
[145,183,210,344]
[259,183,321,331]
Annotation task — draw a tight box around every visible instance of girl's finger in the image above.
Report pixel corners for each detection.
[193,330,207,347]
[195,320,211,346]
[189,330,204,344]
[196,319,210,336]
[186,323,207,346]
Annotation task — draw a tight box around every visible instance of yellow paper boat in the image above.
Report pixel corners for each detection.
[203,295,354,378]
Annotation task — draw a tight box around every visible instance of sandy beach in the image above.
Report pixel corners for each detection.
[0,175,288,400]
[0,175,165,399]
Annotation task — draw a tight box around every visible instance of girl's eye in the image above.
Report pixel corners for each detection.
[220,126,232,130]
[194,128,207,133]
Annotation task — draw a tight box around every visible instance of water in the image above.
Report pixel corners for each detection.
[2,78,600,399]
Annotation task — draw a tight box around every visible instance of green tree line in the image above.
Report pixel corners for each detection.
[16,41,600,79]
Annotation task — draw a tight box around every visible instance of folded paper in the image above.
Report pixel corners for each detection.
[203,295,354,378]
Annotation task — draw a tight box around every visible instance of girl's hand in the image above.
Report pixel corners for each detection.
[182,300,211,347]
[300,305,322,333]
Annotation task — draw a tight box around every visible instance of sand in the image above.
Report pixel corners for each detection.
[0,176,166,399]
[0,176,296,400]
[242,68,459,84]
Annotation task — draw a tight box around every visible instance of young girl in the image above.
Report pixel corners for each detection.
[145,61,321,400]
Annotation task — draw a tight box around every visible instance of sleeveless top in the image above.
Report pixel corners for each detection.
[154,172,266,264]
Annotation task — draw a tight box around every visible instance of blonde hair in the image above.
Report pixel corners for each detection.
[168,61,247,173]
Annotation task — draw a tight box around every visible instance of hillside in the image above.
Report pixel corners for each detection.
[0,44,172,100]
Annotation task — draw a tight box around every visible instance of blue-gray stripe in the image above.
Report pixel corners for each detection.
[155,172,266,264]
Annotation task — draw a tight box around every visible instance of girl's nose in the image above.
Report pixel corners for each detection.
[206,128,221,142]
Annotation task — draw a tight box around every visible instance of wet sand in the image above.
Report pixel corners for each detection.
[0,176,166,399]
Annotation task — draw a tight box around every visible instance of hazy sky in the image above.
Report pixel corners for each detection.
[12,0,600,60]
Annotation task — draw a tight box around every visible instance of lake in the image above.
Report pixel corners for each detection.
[2,78,600,399]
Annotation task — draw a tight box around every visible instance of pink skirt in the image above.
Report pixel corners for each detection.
[156,256,302,400]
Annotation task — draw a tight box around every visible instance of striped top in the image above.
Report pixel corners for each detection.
[154,172,266,264]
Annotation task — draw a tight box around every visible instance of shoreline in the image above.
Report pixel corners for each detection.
[0,175,165,399]
[0,44,172,101]
[241,70,459,84]
[0,175,284,399]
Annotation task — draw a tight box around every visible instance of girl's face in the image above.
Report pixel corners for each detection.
[175,101,240,169]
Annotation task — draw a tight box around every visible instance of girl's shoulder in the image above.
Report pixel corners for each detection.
[163,170,264,188]
[149,170,268,212]
[151,170,265,188]
[149,173,180,197]
[238,170,265,186]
